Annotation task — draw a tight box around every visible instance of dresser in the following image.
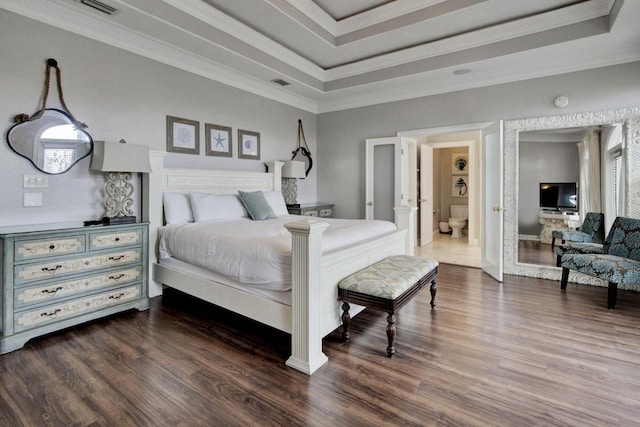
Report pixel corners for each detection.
[287,202,334,217]
[0,222,149,353]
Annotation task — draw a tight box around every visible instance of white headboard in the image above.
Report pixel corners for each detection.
[143,153,283,296]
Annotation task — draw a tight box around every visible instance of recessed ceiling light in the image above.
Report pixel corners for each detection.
[453,69,471,75]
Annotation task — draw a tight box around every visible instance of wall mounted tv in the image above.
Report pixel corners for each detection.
[539,182,578,211]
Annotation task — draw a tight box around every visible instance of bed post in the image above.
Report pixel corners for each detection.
[394,205,416,256]
[143,150,167,298]
[284,220,330,375]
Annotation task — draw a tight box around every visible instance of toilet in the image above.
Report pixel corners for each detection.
[448,205,468,239]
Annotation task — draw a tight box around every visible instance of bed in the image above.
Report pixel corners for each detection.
[145,158,415,374]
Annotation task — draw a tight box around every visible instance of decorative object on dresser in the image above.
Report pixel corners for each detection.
[90,140,152,225]
[287,202,334,217]
[7,58,93,175]
[0,222,149,354]
[281,160,306,206]
[166,116,199,154]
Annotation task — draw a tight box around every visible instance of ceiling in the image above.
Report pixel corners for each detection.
[2,0,639,113]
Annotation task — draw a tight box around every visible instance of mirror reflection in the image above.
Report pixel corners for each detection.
[6,108,93,174]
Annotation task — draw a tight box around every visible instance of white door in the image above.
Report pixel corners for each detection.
[482,121,504,281]
[365,137,402,220]
[420,144,434,246]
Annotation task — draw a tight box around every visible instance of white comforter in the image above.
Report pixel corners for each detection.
[159,215,396,291]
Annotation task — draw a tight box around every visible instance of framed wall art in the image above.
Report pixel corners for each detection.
[452,175,469,197]
[238,129,260,160]
[452,153,468,174]
[166,116,199,154]
[205,123,232,157]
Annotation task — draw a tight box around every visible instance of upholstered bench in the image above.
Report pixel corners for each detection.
[338,255,438,357]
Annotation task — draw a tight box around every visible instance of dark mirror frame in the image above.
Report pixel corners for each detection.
[6,108,93,175]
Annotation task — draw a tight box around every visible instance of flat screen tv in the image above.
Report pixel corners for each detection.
[539,182,578,211]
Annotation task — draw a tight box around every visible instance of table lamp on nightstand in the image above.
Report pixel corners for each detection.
[90,139,152,224]
[281,160,306,207]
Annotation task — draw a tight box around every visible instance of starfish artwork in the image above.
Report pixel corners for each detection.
[214,132,226,148]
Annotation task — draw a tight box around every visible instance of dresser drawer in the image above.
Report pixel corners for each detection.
[303,210,318,217]
[319,208,332,217]
[14,235,85,261]
[90,228,142,250]
[14,248,141,285]
[14,284,141,332]
[15,266,142,308]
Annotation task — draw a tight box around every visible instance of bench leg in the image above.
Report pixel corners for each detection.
[341,302,351,342]
[386,313,396,357]
[560,267,569,291]
[430,280,437,307]
[607,282,618,310]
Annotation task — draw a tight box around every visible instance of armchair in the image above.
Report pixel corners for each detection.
[551,212,604,251]
[559,216,640,309]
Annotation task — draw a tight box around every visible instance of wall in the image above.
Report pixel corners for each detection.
[518,140,579,236]
[317,61,640,220]
[438,147,470,221]
[0,10,316,227]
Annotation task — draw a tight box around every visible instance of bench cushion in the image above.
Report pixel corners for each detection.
[338,255,439,299]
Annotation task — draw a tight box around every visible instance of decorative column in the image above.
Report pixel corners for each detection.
[284,220,329,375]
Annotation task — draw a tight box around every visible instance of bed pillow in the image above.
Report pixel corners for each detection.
[163,192,194,224]
[238,190,277,220]
[189,192,248,221]
[262,191,289,216]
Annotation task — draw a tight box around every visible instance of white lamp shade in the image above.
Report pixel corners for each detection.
[90,141,152,173]
[282,160,305,178]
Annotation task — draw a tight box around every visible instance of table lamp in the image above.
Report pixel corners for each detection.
[281,160,305,207]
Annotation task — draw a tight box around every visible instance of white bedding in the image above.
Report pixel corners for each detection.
[159,215,396,291]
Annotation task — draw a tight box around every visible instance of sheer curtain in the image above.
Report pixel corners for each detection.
[577,130,601,220]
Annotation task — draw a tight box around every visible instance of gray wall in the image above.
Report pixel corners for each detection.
[0,10,316,227]
[317,61,640,219]
[518,141,579,235]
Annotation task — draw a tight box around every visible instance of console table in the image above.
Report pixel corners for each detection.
[538,212,580,244]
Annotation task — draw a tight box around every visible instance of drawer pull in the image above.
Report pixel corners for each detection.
[41,265,63,273]
[109,292,126,300]
[40,308,62,318]
[115,237,120,242]
[108,255,126,261]
[49,244,56,251]
[41,286,63,295]
[108,273,125,281]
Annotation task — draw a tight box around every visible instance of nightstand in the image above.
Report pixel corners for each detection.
[0,222,149,353]
[288,202,334,217]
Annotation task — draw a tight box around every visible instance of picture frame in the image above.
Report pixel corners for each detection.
[238,129,260,160]
[166,116,199,154]
[205,123,232,157]
[452,175,469,197]
[452,153,468,174]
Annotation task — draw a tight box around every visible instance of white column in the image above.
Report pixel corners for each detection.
[394,205,417,255]
[143,150,167,298]
[284,220,329,375]
[265,161,283,191]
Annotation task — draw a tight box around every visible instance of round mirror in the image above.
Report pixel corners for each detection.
[6,108,93,174]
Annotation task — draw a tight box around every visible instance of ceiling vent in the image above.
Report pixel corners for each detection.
[78,0,119,15]
[271,78,290,87]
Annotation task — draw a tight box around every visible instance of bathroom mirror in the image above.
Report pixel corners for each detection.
[503,106,640,281]
[6,108,93,174]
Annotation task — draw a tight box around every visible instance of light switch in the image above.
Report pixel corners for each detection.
[24,192,43,207]
[23,175,48,188]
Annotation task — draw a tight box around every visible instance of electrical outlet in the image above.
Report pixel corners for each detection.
[23,175,48,188]
[24,192,43,207]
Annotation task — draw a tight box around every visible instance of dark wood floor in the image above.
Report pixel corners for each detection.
[518,239,557,266]
[2,264,640,426]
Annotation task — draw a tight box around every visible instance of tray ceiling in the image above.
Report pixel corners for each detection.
[2,0,639,113]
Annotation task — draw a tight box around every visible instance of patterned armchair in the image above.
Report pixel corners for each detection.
[560,216,640,309]
[551,212,604,251]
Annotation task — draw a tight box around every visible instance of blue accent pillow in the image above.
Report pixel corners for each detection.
[238,190,277,220]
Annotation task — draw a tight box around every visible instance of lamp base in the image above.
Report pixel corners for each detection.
[103,216,137,225]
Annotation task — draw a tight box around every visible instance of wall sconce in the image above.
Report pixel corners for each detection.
[281,160,306,207]
[90,139,152,224]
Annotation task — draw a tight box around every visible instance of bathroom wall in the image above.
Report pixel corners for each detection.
[438,147,470,231]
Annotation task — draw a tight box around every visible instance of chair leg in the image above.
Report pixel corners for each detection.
[607,282,618,310]
[341,302,351,342]
[551,237,555,251]
[430,280,437,307]
[561,267,569,291]
[556,254,562,267]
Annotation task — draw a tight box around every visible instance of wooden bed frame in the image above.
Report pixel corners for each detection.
[144,154,415,374]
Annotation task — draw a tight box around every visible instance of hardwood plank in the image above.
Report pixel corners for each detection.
[1,264,640,426]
